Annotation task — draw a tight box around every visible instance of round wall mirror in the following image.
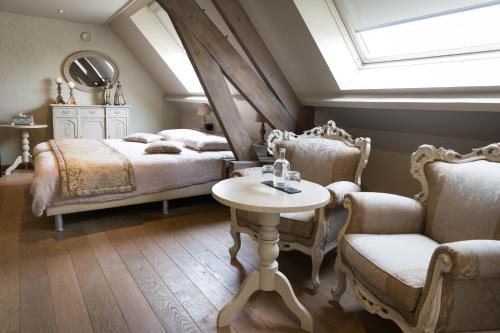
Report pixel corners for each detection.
[63,51,119,92]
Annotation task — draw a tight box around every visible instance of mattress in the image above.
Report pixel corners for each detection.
[30,139,234,217]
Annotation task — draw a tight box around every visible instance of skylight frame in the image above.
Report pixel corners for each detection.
[331,0,500,64]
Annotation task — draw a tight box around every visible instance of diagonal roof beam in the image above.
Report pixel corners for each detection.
[157,0,303,133]
[169,11,257,161]
[212,0,313,129]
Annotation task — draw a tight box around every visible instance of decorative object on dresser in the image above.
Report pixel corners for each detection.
[331,143,500,333]
[103,78,114,105]
[229,120,371,293]
[255,113,267,145]
[51,104,130,139]
[114,81,127,105]
[197,104,213,132]
[63,51,119,92]
[0,123,48,175]
[55,77,65,104]
[67,81,76,105]
[212,175,330,332]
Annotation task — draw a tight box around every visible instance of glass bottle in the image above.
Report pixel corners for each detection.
[273,148,290,188]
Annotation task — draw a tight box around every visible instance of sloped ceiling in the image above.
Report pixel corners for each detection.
[109,0,339,99]
[0,0,132,24]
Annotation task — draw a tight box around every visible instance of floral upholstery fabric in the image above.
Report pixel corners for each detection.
[275,137,360,186]
[341,234,439,317]
[423,240,500,332]
[424,160,500,243]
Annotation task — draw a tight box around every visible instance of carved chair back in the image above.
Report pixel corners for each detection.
[267,120,371,187]
[410,143,500,243]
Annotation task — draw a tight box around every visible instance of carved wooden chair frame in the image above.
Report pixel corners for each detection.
[230,120,371,291]
[331,142,500,333]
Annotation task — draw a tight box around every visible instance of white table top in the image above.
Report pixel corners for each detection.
[0,124,48,129]
[212,175,330,213]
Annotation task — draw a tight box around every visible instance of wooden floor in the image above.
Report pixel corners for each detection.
[0,171,401,333]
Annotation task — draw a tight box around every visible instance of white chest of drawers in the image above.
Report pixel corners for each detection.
[51,105,130,139]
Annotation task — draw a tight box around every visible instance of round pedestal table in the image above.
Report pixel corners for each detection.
[0,124,48,175]
[212,175,330,332]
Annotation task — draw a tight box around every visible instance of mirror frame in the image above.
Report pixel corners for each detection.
[62,50,119,92]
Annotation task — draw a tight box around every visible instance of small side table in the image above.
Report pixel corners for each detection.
[0,124,48,175]
[212,175,330,332]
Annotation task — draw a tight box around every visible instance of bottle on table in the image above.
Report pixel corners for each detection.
[273,148,290,188]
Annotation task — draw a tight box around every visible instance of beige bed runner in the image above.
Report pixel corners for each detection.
[49,139,136,198]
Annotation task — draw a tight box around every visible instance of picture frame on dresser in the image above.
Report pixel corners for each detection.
[51,104,130,139]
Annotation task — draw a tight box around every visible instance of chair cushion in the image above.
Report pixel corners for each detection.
[341,234,439,314]
[424,160,500,243]
[236,209,315,243]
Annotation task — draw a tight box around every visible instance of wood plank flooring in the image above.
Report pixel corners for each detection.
[0,171,401,333]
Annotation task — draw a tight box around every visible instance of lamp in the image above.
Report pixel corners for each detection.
[255,113,266,145]
[197,104,212,131]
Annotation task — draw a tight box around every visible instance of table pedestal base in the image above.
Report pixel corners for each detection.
[217,212,313,332]
[6,130,32,175]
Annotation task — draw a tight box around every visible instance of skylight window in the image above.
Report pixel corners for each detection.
[131,4,203,93]
[334,0,500,63]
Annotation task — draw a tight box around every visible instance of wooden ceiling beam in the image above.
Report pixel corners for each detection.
[212,0,313,129]
[157,0,302,133]
[169,12,257,161]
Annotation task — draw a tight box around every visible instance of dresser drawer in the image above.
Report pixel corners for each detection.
[79,108,104,117]
[53,108,77,117]
[106,108,128,117]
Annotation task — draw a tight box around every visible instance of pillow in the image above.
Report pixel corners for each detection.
[145,141,183,154]
[183,135,230,151]
[124,133,163,144]
[157,129,206,142]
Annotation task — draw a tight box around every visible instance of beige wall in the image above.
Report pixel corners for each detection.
[316,107,498,197]
[0,11,179,163]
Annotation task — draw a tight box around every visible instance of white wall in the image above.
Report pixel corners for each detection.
[0,11,179,163]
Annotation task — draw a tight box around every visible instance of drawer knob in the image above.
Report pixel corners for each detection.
[63,110,69,114]
[114,110,120,114]
[89,110,96,114]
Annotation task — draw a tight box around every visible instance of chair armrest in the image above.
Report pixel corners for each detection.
[325,181,361,208]
[230,167,263,178]
[433,240,500,280]
[417,240,500,331]
[343,192,425,234]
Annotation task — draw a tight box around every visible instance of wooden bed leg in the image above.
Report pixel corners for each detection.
[54,215,64,232]
[162,200,169,215]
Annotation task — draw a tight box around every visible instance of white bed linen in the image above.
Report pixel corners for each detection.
[30,139,233,217]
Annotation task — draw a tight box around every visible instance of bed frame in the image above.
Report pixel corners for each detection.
[47,180,219,231]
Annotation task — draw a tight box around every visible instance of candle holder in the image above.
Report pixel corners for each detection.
[55,77,65,104]
[67,82,76,105]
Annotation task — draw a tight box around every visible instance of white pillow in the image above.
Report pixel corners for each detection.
[157,129,206,142]
[183,135,230,151]
[124,133,163,144]
[145,140,183,154]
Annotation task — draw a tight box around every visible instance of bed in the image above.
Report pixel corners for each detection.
[30,134,234,231]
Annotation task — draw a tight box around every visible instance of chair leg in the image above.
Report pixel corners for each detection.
[229,223,241,259]
[310,248,324,294]
[330,252,346,302]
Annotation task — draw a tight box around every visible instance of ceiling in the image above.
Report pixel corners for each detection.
[0,0,132,24]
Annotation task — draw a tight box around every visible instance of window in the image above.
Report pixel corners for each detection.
[131,3,203,93]
[334,0,500,63]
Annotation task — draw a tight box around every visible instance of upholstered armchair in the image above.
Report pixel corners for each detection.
[229,120,371,293]
[331,143,500,333]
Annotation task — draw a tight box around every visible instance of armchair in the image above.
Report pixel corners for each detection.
[229,120,371,293]
[332,143,500,333]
